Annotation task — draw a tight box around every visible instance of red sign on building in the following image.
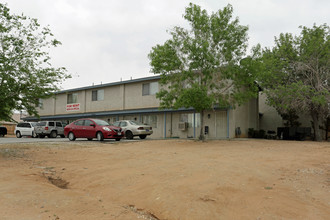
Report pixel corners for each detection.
[66,103,80,111]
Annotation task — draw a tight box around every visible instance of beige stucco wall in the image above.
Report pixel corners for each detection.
[231,98,259,138]
[124,81,160,109]
[85,86,123,112]
[37,80,160,117]
[259,93,284,132]
[37,97,55,115]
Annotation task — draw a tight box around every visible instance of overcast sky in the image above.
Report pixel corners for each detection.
[4,0,330,90]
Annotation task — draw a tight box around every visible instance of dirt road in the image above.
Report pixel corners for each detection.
[0,139,329,220]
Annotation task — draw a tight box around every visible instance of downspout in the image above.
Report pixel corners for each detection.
[227,108,230,138]
[164,112,166,139]
[193,111,196,138]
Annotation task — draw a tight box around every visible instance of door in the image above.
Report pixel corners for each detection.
[55,122,64,135]
[216,111,227,138]
[84,120,96,138]
[119,121,128,133]
[21,123,30,136]
[73,120,85,138]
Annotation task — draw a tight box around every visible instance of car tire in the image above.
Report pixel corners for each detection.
[125,130,133,139]
[16,131,22,138]
[115,138,121,141]
[139,135,146,139]
[68,132,76,141]
[50,131,57,138]
[97,132,104,141]
[87,138,93,141]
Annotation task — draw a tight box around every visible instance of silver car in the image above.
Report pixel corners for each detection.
[113,120,153,139]
[34,121,65,138]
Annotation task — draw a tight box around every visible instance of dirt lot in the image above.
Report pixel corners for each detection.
[0,139,329,220]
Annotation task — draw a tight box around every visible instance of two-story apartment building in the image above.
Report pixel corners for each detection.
[25,75,259,139]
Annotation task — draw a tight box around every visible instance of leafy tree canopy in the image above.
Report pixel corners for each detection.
[148,3,258,139]
[256,24,329,141]
[0,3,70,121]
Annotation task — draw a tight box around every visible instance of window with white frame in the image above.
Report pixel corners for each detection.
[142,115,157,128]
[92,89,104,101]
[67,93,78,104]
[142,82,158,96]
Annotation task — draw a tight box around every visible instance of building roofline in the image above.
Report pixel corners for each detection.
[57,75,161,94]
[23,106,228,121]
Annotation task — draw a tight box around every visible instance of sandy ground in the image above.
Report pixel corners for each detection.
[0,139,329,220]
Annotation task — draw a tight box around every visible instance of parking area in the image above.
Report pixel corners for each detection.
[0,137,145,144]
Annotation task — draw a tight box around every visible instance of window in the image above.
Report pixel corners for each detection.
[56,122,62,127]
[142,115,157,128]
[180,113,200,128]
[84,120,94,126]
[93,119,110,126]
[120,121,127,127]
[92,89,104,101]
[38,98,43,108]
[142,82,158,96]
[48,122,55,127]
[67,93,78,104]
[18,123,31,128]
[36,122,46,126]
[74,120,84,126]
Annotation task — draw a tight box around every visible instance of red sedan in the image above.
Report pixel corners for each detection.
[64,118,123,141]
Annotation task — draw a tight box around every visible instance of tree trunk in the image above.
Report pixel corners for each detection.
[199,110,205,141]
[311,111,322,141]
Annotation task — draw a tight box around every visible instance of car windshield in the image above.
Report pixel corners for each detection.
[31,122,37,127]
[93,119,110,126]
[37,122,46,126]
[129,120,145,126]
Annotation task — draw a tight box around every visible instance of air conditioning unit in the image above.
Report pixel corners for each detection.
[178,122,188,131]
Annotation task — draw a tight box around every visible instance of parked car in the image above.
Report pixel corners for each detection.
[0,126,7,137]
[14,122,38,138]
[113,120,153,139]
[34,121,65,138]
[64,118,123,141]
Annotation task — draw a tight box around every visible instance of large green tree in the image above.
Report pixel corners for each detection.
[0,3,70,121]
[257,24,329,141]
[149,3,258,140]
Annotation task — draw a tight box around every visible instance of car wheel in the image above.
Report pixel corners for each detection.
[50,131,57,138]
[115,138,121,141]
[139,135,146,139]
[97,132,104,141]
[32,131,38,138]
[125,130,133,139]
[87,138,93,141]
[68,132,76,141]
[16,131,22,138]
